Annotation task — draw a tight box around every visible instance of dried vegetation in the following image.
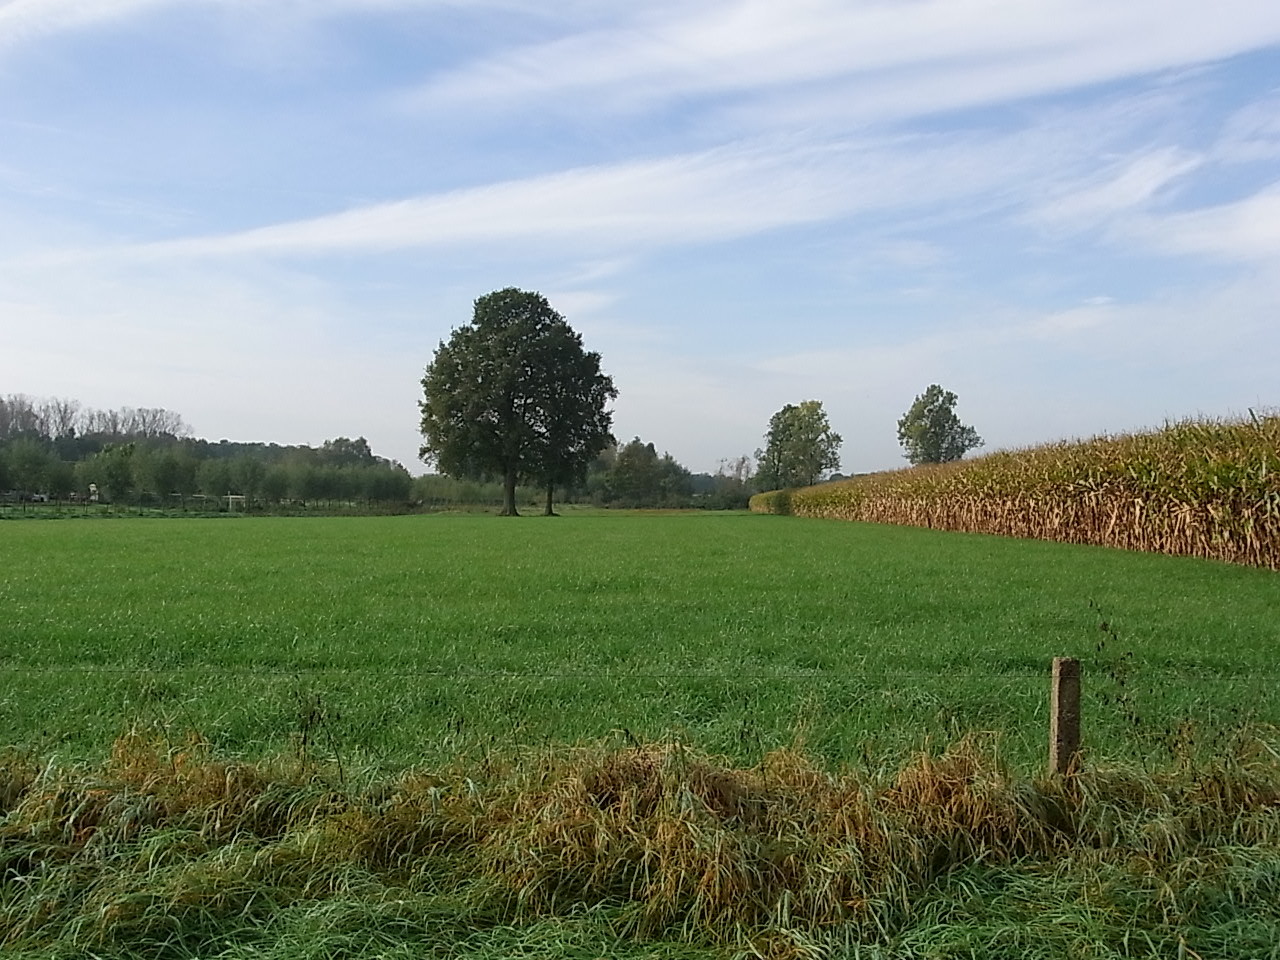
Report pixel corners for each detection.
[4,729,1280,956]
[751,414,1280,567]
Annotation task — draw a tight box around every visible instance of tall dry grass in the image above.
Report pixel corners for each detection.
[751,414,1280,567]
[3,730,1280,956]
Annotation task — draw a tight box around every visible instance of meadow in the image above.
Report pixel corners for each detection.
[3,512,1280,959]
[3,511,1279,771]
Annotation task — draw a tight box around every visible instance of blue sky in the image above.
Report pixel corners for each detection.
[2,0,1279,475]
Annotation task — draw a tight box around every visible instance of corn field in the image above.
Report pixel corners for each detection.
[750,414,1280,568]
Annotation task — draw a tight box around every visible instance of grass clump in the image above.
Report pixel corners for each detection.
[3,729,1280,958]
[752,413,1280,567]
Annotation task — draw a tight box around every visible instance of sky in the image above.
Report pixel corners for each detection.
[2,0,1279,476]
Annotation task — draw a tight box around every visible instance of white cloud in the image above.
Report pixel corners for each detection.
[1214,95,1280,164]
[1132,185,1280,261]
[26,114,1152,264]
[409,0,1280,123]
[0,0,169,49]
[9,141,857,261]
[1026,147,1202,228]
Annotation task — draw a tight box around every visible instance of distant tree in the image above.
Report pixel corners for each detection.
[603,438,692,508]
[197,458,233,501]
[419,288,616,516]
[73,459,96,501]
[363,464,412,502]
[46,459,75,499]
[232,456,266,506]
[756,401,842,489]
[291,464,328,504]
[657,453,693,505]
[261,465,291,504]
[319,437,375,467]
[695,454,757,510]
[43,397,80,440]
[896,384,983,465]
[4,438,54,494]
[605,439,661,507]
[331,467,361,501]
[97,443,136,504]
[0,394,42,440]
[140,448,180,503]
[172,451,200,509]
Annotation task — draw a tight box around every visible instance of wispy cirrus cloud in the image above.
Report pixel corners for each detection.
[0,0,572,56]
[1130,184,1280,261]
[1026,147,1203,228]
[1214,95,1280,165]
[0,0,169,48]
[407,0,1280,123]
[38,112,1161,263]
[23,138,926,261]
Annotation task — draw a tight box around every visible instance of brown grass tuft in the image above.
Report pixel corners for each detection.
[3,730,1279,953]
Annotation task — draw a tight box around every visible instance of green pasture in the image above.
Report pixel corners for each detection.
[3,512,1277,772]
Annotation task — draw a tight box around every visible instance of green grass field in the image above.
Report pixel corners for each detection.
[5,513,1280,959]
[4,512,1278,770]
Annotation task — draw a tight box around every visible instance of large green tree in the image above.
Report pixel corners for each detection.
[896,384,983,465]
[419,288,616,516]
[756,400,842,489]
[529,322,617,515]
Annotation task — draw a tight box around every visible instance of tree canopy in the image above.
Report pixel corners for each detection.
[896,384,983,465]
[418,288,616,516]
[755,400,842,490]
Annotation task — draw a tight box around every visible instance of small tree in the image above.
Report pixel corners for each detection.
[97,443,136,504]
[604,439,661,507]
[262,465,291,504]
[173,451,200,510]
[144,449,182,504]
[896,384,983,465]
[601,438,693,508]
[756,401,842,489]
[4,438,54,494]
[46,459,75,500]
[232,456,266,507]
[197,458,233,502]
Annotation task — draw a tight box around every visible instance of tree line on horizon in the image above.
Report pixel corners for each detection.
[0,388,754,511]
[0,393,412,507]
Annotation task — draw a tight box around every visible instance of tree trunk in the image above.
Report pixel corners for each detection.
[544,483,557,517]
[501,469,519,516]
